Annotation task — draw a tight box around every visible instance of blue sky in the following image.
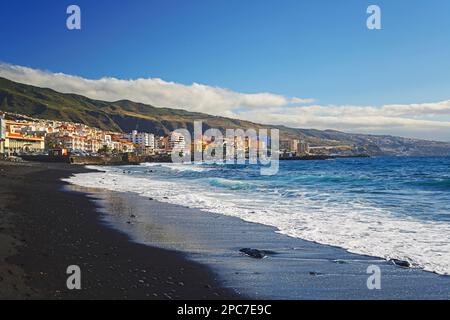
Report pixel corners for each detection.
[1,0,450,140]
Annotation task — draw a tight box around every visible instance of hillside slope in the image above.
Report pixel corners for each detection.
[1,76,450,156]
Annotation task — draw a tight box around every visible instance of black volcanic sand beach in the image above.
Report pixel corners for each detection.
[3,161,450,300]
[0,161,238,299]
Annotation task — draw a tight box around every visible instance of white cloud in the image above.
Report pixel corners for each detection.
[232,104,450,141]
[1,63,450,141]
[0,63,309,113]
[290,97,316,104]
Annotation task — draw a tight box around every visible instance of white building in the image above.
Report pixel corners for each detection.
[169,132,186,153]
[124,130,155,149]
[20,124,47,137]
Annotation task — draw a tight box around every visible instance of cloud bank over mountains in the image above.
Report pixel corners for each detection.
[1,63,450,141]
[0,63,307,113]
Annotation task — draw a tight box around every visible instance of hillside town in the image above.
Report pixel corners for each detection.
[0,111,314,160]
[0,112,183,157]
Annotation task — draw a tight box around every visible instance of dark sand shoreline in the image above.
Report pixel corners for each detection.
[0,161,239,299]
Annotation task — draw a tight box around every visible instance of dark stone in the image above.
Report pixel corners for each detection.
[334,260,346,264]
[239,248,267,259]
[391,259,411,268]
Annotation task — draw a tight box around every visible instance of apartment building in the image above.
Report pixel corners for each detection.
[169,132,186,153]
[123,130,155,149]
[3,132,45,154]
[0,117,45,154]
[280,139,309,155]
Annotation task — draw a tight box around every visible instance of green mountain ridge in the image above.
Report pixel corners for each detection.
[1,76,450,156]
